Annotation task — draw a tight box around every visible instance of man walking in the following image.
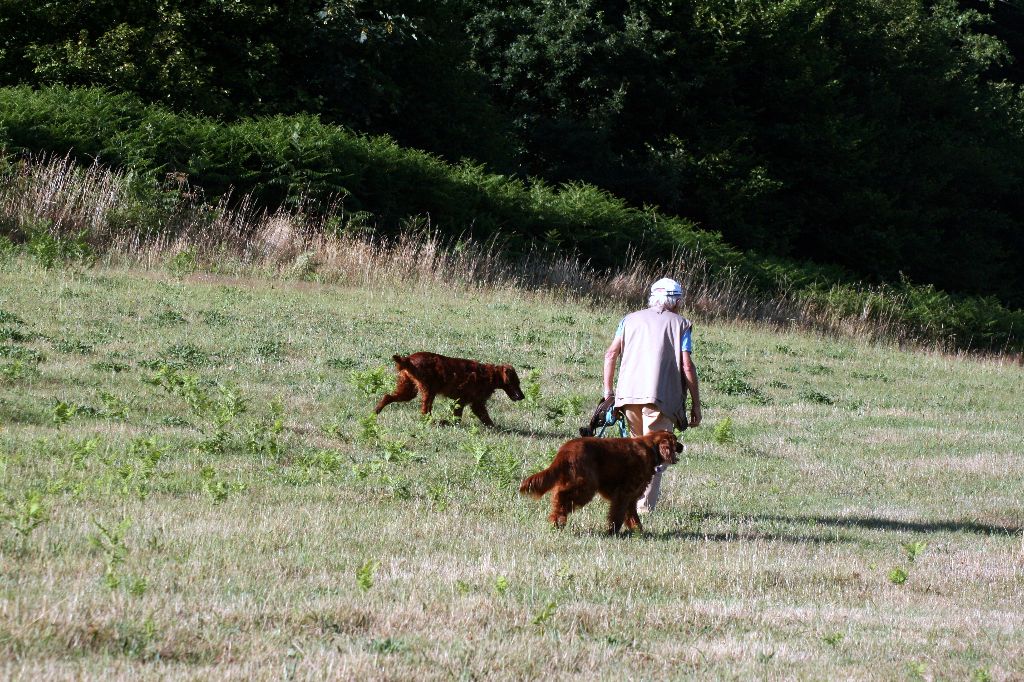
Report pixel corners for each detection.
[603,277,702,514]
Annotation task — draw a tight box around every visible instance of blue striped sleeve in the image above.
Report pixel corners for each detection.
[614,317,625,339]
[681,327,693,352]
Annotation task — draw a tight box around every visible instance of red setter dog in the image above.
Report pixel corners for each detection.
[374,352,525,426]
[519,431,681,534]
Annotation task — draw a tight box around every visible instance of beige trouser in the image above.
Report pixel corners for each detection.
[622,404,675,514]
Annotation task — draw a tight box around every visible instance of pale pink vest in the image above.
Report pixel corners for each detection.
[614,307,690,427]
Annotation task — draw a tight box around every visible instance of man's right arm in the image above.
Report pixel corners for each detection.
[603,337,622,399]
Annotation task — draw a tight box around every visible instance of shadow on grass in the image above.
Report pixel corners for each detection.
[544,512,1022,542]
[639,529,860,544]
[701,513,1023,537]
[570,527,859,544]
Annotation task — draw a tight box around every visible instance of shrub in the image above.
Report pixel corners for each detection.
[0,85,726,269]
[713,418,735,445]
[888,567,909,585]
[4,490,49,550]
[349,367,391,399]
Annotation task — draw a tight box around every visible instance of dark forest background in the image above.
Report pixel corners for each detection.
[2,1,1024,340]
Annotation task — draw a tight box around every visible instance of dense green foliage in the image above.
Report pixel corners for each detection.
[0,0,513,165]
[968,0,1024,83]
[466,0,1024,305]
[0,85,734,267]
[2,0,1023,308]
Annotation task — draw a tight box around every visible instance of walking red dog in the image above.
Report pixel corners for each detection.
[374,351,525,426]
[519,431,682,534]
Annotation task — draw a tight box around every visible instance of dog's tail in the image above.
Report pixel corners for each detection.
[519,466,559,499]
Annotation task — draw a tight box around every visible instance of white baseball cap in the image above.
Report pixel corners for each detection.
[650,277,683,297]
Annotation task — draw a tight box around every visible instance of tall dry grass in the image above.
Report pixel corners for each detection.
[0,153,955,351]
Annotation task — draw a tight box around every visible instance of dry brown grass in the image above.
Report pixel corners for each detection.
[0,152,945,353]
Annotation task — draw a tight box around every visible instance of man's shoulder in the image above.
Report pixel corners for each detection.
[627,308,691,325]
[618,307,692,329]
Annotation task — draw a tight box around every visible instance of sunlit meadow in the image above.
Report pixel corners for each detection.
[1,256,1022,680]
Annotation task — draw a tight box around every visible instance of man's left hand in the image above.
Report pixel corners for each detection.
[689,405,702,428]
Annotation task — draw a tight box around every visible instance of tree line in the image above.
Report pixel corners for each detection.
[1,0,1023,307]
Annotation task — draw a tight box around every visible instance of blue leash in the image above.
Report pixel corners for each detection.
[594,408,629,438]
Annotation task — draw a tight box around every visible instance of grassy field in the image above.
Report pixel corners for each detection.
[1,258,1022,680]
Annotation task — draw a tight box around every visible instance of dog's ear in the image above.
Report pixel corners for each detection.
[656,434,678,464]
[658,437,672,463]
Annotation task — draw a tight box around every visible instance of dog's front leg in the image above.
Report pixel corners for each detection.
[375,374,418,414]
[470,401,495,427]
